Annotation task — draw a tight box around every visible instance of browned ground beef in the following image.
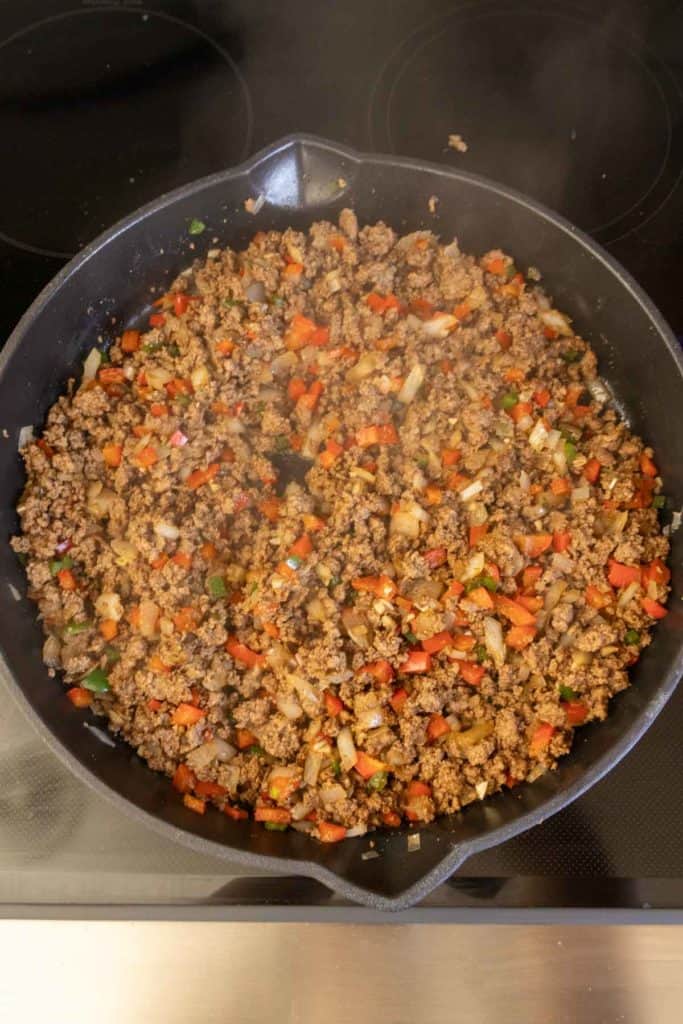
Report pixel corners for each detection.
[12,211,671,841]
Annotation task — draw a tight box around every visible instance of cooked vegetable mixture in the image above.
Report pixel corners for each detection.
[13,210,670,842]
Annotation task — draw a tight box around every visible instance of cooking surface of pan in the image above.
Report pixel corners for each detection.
[0,136,681,910]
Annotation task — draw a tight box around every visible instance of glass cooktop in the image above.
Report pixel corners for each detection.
[1,0,681,913]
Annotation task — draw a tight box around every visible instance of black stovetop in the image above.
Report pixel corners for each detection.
[1,0,681,910]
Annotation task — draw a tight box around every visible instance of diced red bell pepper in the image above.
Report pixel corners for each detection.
[172,703,205,726]
[641,558,670,588]
[426,713,450,742]
[441,448,461,466]
[382,810,402,827]
[529,721,555,757]
[390,688,408,713]
[195,780,227,799]
[226,638,266,668]
[66,686,92,709]
[318,439,343,468]
[445,579,464,599]
[607,559,641,588]
[172,763,197,794]
[423,547,447,568]
[406,780,431,799]
[290,533,313,559]
[355,751,388,780]
[506,625,537,649]
[224,804,249,821]
[360,660,395,685]
[356,422,399,447]
[400,650,432,674]
[254,807,291,825]
[495,593,537,626]
[351,575,398,600]
[563,701,588,726]
[324,691,344,717]
[235,728,258,750]
[469,524,488,547]
[552,531,572,552]
[466,586,495,610]
[583,457,602,484]
[515,533,553,557]
[533,388,550,407]
[459,661,485,686]
[521,565,543,591]
[287,377,308,401]
[641,597,667,619]
[318,821,347,843]
[284,313,317,350]
[183,793,205,814]
[640,452,658,478]
[422,631,453,654]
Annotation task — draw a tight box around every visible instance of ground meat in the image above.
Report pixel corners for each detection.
[12,210,670,843]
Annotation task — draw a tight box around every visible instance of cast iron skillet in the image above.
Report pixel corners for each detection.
[0,135,681,911]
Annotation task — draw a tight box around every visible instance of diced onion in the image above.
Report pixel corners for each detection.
[617,580,640,610]
[320,783,347,805]
[245,280,266,303]
[462,551,485,581]
[18,425,35,449]
[289,673,321,711]
[95,591,123,621]
[483,616,506,668]
[346,824,367,838]
[43,635,61,667]
[571,486,590,502]
[190,365,210,390]
[341,608,372,648]
[291,799,314,821]
[552,449,567,474]
[540,309,573,336]
[337,727,357,772]
[110,538,137,565]
[350,466,376,483]
[475,781,488,800]
[139,600,160,639]
[82,348,102,383]
[544,580,567,612]
[277,691,303,720]
[154,520,180,540]
[519,469,531,491]
[460,479,484,502]
[398,363,425,404]
[270,351,298,376]
[357,707,385,730]
[390,510,420,538]
[588,378,610,404]
[552,552,573,574]
[303,750,323,786]
[347,352,378,383]
[213,738,237,762]
[529,420,549,450]
[306,597,327,622]
[423,313,457,339]
[145,366,172,390]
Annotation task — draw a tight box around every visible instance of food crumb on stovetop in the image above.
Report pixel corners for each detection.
[244,195,265,215]
[428,195,439,214]
[337,177,347,189]
[407,833,421,853]
[447,133,468,153]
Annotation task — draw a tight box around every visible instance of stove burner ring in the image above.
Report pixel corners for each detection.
[0,7,253,260]
[368,3,682,245]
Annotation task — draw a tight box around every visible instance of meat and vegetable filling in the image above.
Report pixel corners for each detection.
[13,210,670,842]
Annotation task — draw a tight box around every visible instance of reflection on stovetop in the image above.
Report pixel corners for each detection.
[0,0,681,909]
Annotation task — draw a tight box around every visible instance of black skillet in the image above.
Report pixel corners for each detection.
[0,135,681,911]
